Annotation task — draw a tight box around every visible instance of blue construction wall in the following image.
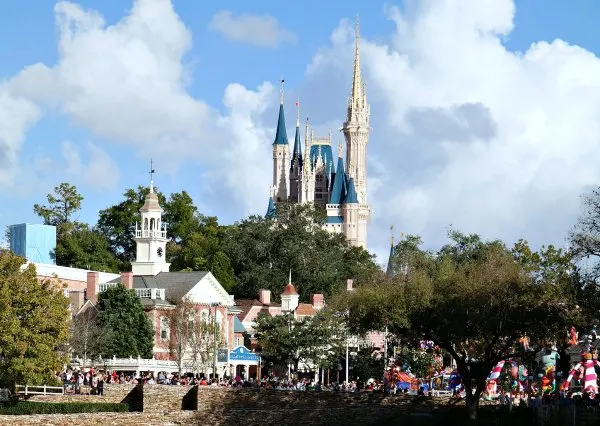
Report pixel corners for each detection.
[9,223,56,264]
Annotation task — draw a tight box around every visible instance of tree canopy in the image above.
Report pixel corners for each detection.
[254,310,346,376]
[96,284,154,358]
[222,202,380,300]
[0,250,70,388]
[338,231,580,420]
[33,182,83,227]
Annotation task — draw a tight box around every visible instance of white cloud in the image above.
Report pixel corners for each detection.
[304,0,600,260]
[3,0,600,263]
[0,84,41,184]
[4,0,274,215]
[208,10,296,48]
[61,141,120,190]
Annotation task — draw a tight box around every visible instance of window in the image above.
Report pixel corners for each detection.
[144,218,149,230]
[150,218,155,230]
[160,316,170,340]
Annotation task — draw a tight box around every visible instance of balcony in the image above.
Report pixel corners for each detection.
[135,288,166,300]
[135,229,167,239]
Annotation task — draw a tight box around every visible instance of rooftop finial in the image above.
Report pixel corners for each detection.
[296,98,300,127]
[390,224,395,247]
[288,268,292,285]
[280,76,285,105]
[149,159,156,193]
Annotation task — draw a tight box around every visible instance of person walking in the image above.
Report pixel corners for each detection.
[97,375,104,397]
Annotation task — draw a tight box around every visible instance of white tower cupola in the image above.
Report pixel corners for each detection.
[131,162,170,276]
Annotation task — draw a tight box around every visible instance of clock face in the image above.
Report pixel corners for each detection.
[157,247,163,258]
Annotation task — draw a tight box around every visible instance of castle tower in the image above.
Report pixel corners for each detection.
[342,178,360,246]
[299,116,315,204]
[273,80,290,202]
[289,100,302,203]
[341,18,370,248]
[281,270,299,313]
[132,166,170,276]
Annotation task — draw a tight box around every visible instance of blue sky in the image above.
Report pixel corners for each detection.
[2,0,600,263]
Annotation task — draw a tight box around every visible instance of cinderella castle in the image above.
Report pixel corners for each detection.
[265,21,371,249]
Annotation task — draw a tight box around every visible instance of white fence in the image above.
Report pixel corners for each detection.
[15,385,64,396]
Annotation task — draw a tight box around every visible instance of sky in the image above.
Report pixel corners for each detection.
[2,0,600,265]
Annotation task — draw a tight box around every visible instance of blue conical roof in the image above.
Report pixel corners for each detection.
[273,104,288,146]
[290,125,302,169]
[343,178,359,204]
[265,196,276,219]
[329,157,347,204]
[386,244,396,276]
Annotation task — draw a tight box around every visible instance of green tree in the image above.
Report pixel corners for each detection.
[342,232,578,422]
[96,284,154,358]
[255,310,345,376]
[33,182,83,227]
[69,307,113,367]
[223,202,379,300]
[0,250,70,388]
[353,347,385,383]
[55,223,123,272]
[97,186,166,263]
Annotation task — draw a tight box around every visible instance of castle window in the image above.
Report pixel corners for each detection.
[144,218,149,230]
[150,218,155,230]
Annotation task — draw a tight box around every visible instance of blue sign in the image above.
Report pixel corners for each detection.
[229,346,260,362]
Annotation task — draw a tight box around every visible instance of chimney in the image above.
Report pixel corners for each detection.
[121,271,133,289]
[346,279,354,292]
[258,289,271,305]
[86,271,99,304]
[311,293,325,310]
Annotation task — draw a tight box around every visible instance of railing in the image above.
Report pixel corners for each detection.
[16,385,64,396]
[134,288,165,300]
[72,356,179,370]
[97,282,118,293]
[135,229,167,239]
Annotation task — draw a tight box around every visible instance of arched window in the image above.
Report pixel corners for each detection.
[144,218,149,230]
[150,218,155,230]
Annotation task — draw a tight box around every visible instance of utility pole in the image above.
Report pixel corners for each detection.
[345,337,349,383]
[384,325,388,374]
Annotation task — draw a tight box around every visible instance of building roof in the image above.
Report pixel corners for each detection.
[329,156,348,204]
[265,196,276,219]
[141,191,162,211]
[327,216,343,224]
[309,143,334,176]
[235,298,281,321]
[233,316,247,333]
[386,244,396,276]
[295,303,316,317]
[282,283,298,296]
[291,124,303,169]
[132,271,209,303]
[273,104,288,146]
[343,178,359,204]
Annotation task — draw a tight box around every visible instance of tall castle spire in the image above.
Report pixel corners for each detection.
[351,15,363,106]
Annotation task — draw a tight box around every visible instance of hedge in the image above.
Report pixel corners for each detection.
[0,401,128,415]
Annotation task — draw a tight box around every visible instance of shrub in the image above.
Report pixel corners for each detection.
[0,401,128,415]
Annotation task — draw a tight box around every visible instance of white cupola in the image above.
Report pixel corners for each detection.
[131,171,170,276]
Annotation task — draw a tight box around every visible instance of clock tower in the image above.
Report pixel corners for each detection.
[131,167,170,276]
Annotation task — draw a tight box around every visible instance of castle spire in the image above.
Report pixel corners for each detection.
[273,78,288,146]
[390,224,395,247]
[280,76,285,105]
[351,15,363,104]
[291,99,302,170]
[338,140,343,158]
